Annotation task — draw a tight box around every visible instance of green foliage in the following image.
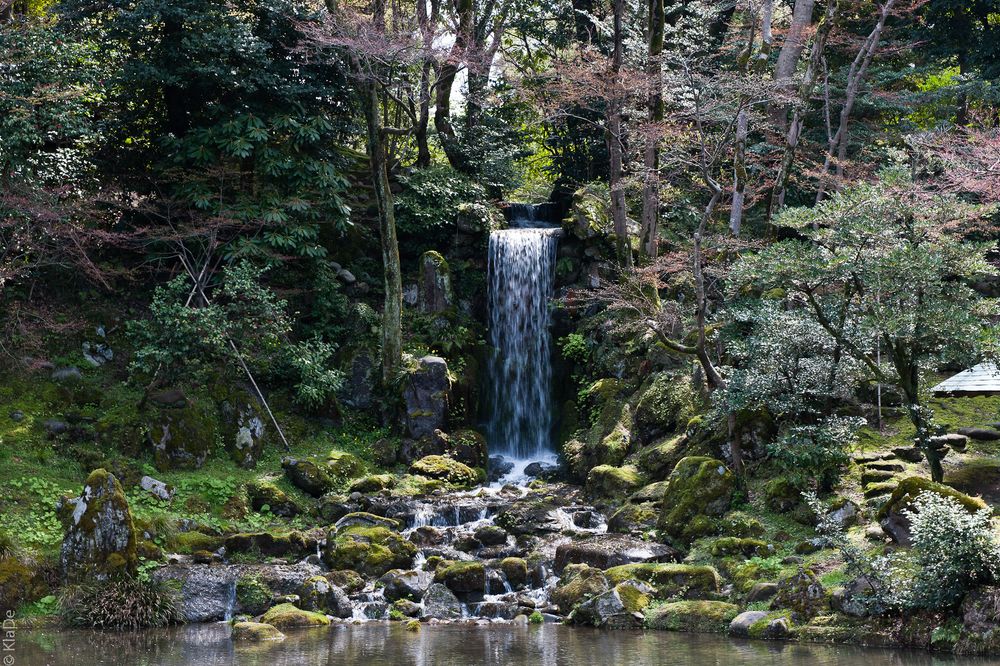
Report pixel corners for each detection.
[528,610,544,624]
[0,530,18,561]
[396,166,489,236]
[61,575,179,630]
[767,417,864,491]
[284,337,345,410]
[558,333,589,364]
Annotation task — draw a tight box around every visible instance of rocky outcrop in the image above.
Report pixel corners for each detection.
[770,568,828,621]
[153,562,323,622]
[877,476,988,545]
[402,356,451,439]
[554,534,677,573]
[657,457,734,544]
[59,469,137,581]
[146,402,217,471]
[299,575,352,618]
[633,373,696,445]
[219,387,268,468]
[417,251,454,314]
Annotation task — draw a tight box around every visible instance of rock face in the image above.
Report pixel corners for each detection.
[552,565,610,615]
[59,469,137,581]
[299,575,352,618]
[219,388,268,468]
[282,457,334,497]
[657,457,734,543]
[554,534,677,573]
[877,476,988,545]
[380,569,433,602]
[633,373,695,445]
[402,356,451,439]
[146,402,217,471]
[343,351,375,410]
[417,251,454,314]
[153,562,322,622]
[422,583,464,620]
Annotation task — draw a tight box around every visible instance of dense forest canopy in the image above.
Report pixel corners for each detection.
[4,0,1000,657]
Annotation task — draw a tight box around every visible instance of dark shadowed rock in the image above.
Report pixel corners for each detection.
[554,534,678,573]
[402,356,451,439]
[422,583,464,620]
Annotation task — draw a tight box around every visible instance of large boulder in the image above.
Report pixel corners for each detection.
[231,622,285,642]
[647,600,739,633]
[380,569,433,602]
[299,575,352,618]
[219,387,268,468]
[877,476,988,545]
[58,469,137,581]
[633,373,696,445]
[409,455,482,487]
[342,351,375,410]
[261,603,330,629]
[657,456,734,544]
[402,356,451,439]
[282,457,334,497]
[570,581,651,628]
[434,561,486,594]
[146,402,217,471]
[322,525,417,578]
[770,568,828,621]
[604,563,720,599]
[246,480,301,518]
[554,534,678,573]
[586,465,644,499]
[422,583,464,620]
[551,565,610,615]
[417,251,453,314]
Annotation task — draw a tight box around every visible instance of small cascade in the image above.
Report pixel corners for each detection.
[486,219,561,470]
[222,581,237,622]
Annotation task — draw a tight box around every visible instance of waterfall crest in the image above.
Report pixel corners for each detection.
[486,225,560,461]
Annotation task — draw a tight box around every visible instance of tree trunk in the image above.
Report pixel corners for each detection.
[359,77,403,386]
[729,108,748,236]
[608,0,632,267]
[767,0,816,129]
[816,0,893,202]
[434,0,473,171]
[640,0,665,258]
[768,0,837,218]
[414,0,437,167]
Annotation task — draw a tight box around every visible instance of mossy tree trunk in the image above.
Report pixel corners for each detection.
[608,0,632,268]
[640,0,664,258]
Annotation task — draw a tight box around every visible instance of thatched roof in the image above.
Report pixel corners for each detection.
[932,363,1000,396]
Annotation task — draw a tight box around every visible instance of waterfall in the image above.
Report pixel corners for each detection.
[486,220,560,462]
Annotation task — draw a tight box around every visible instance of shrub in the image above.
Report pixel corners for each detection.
[901,491,1000,609]
[61,576,179,629]
[767,417,863,491]
[284,336,345,410]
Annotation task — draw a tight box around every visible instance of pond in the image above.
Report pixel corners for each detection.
[13,622,992,666]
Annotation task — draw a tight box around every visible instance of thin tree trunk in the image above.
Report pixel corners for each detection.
[768,0,838,218]
[640,0,665,258]
[434,0,472,171]
[414,0,437,167]
[767,0,816,129]
[816,0,893,202]
[608,0,632,267]
[729,109,748,236]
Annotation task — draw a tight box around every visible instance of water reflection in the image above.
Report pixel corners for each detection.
[16,623,992,666]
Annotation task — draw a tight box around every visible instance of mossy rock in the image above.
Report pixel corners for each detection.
[565,400,633,480]
[629,481,670,504]
[646,600,739,633]
[709,537,773,559]
[0,558,44,615]
[633,435,687,483]
[551,565,609,615]
[877,476,988,545]
[747,610,796,639]
[217,386,268,469]
[570,581,651,628]
[335,512,402,531]
[586,464,643,499]
[348,474,396,494]
[563,182,613,241]
[764,477,800,513]
[770,568,828,621]
[718,512,766,538]
[236,576,272,615]
[225,531,312,559]
[246,480,301,518]
[325,569,365,594]
[500,557,529,589]
[231,621,285,641]
[657,457,734,544]
[434,560,486,594]
[326,451,366,481]
[59,468,138,581]
[604,563,720,599]
[409,455,482,487]
[633,373,697,445]
[147,401,217,472]
[607,503,659,536]
[171,530,223,554]
[417,250,453,314]
[445,429,488,469]
[282,457,335,497]
[260,603,330,629]
[322,525,417,578]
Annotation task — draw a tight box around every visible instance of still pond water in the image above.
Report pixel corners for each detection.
[13,622,997,665]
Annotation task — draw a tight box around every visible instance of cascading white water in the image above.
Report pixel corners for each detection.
[486,223,560,463]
